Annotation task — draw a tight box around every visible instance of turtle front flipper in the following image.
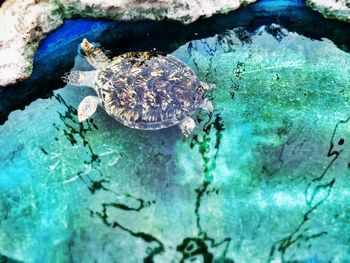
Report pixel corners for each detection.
[77,96,101,122]
[62,70,97,88]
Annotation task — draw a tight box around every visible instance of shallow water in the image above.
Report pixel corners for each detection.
[2,1,350,262]
[1,20,350,262]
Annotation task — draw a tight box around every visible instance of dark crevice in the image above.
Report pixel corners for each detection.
[0,254,23,263]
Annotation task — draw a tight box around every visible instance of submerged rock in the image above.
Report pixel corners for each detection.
[0,0,256,87]
[306,0,350,22]
[1,24,350,262]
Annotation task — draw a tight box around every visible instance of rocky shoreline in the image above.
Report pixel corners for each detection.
[306,0,350,22]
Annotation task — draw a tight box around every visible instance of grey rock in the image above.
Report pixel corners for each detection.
[306,0,350,22]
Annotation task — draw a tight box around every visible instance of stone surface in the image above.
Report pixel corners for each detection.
[306,0,350,22]
[0,0,256,87]
[1,24,350,262]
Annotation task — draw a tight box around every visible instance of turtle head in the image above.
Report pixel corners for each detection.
[81,38,96,55]
[80,38,111,69]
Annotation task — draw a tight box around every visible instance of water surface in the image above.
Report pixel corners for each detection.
[1,1,350,262]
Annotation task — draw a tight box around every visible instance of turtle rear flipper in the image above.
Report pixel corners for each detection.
[200,81,215,91]
[179,117,196,137]
[200,98,214,112]
[78,96,101,122]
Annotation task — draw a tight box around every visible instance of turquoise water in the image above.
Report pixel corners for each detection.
[1,22,350,262]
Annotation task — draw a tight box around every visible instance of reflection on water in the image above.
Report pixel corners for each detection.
[1,24,350,262]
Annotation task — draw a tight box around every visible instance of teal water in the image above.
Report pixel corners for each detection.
[1,24,350,262]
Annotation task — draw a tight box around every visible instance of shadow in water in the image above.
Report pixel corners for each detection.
[0,254,22,263]
[54,91,174,262]
[53,77,230,261]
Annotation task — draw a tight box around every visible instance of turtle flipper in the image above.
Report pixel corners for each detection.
[179,117,196,137]
[200,81,215,91]
[77,96,101,122]
[62,70,97,88]
[201,98,214,112]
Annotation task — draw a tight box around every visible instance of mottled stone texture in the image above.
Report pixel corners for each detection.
[306,0,350,22]
[0,0,256,87]
[1,24,350,262]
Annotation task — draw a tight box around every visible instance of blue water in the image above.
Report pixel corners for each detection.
[35,19,111,62]
[255,0,306,7]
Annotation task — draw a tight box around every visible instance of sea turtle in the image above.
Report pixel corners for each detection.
[62,38,213,137]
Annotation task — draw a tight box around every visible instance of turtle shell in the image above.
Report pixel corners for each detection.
[95,52,205,130]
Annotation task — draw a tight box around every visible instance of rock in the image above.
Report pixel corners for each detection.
[0,0,256,87]
[1,25,350,262]
[305,0,350,22]
[0,1,64,86]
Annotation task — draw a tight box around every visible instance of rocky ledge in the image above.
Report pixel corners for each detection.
[0,0,256,87]
[306,0,350,22]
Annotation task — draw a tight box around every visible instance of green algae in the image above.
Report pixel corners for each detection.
[1,25,350,262]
